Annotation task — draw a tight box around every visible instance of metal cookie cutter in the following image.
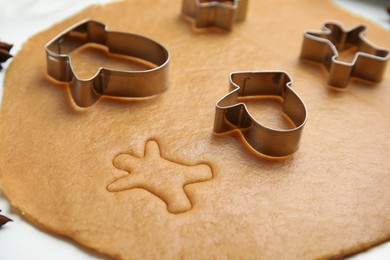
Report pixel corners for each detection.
[46,19,170,107]
[214,71,307,157]
[181,0,249,31]
[300,21,390,88]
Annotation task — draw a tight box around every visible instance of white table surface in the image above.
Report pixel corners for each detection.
[0,0,389,259]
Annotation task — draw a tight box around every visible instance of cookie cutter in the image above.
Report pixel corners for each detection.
[214,71,307,157]
[181,0,249,31]
[300,21,390,88]
[45,19,170,107]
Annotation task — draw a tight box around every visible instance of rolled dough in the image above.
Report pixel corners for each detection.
[1,0,389,259]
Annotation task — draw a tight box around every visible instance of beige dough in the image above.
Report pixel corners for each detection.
[1,0,390,259]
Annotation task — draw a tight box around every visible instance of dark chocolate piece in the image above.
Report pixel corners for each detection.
[0,210,13,227]
[0,41,13,70]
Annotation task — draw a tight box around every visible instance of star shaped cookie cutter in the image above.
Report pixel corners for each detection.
[45,19,170,107]
[214,71,307,157]
[300,21,390,88]
[181,0,249,31]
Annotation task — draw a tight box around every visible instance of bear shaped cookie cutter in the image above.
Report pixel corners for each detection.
[214,71,307,157]
[45,19,170,107]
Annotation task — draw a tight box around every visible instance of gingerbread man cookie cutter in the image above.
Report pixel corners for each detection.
[300,21,390,88]
[214,71,307,157]
[181,0,249,31]
[45,19,170,107]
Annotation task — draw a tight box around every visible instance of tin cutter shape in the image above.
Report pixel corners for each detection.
[181,0,249,31]
[214,71,307,157]
[45,19,170,107]
[300,21,390,88]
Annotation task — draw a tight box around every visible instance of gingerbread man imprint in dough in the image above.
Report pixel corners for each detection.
[108,140,214,214]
